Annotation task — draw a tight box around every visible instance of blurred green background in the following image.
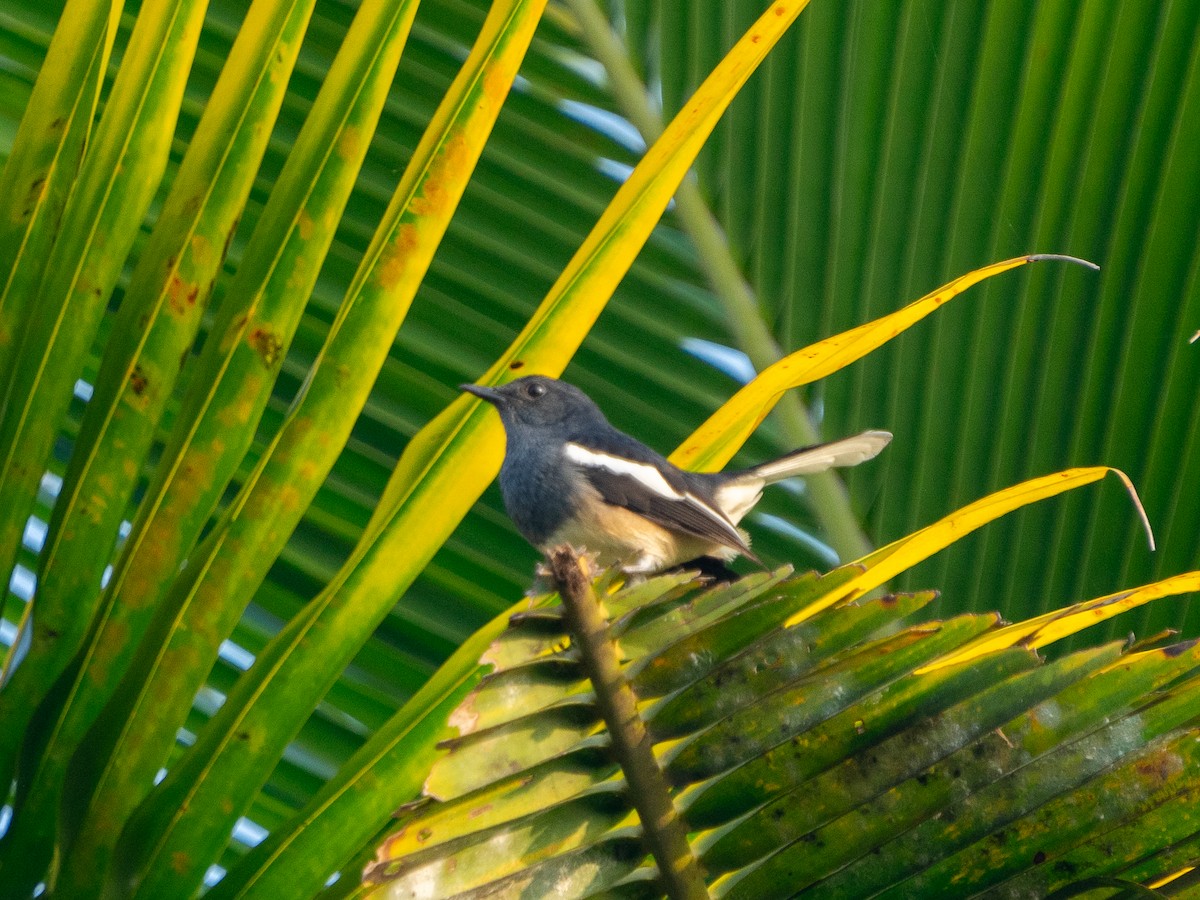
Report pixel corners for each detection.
[1,0,1196,879]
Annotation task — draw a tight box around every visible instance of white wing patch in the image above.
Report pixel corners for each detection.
[563,443,684,500]
[563,442,748,551]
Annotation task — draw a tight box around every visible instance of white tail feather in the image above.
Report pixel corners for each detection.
[749,430,892,483]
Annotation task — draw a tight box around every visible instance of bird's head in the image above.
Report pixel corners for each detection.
[460,375,607,432]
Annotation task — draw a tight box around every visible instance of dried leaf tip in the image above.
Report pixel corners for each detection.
[1026,253,1100,271]
[1189,328,1199,344]
[1111,468,1155,551]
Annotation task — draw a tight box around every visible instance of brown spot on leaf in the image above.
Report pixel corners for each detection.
[509,360,524,370]
[170,851,190,874]
[1136,751,1183,782]
[278,484,301,511]
[248,327,283,369]
[166,273,199,316]
[130,366,149,396]
[410,183,442,217]
[297,210,314,240]
[375,225,418,289]
[414,133,471,217]
[337,125,362,161]
[189,233,212,266]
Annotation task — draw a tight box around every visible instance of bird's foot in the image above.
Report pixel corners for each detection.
[673,555,742,585]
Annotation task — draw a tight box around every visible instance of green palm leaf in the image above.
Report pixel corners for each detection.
[0,0,1195,896]
[365,555,1200,898]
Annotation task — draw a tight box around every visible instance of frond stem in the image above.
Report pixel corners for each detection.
[549,547,709,900]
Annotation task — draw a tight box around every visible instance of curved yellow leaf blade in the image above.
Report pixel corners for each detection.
[0,0,121,367]
[380,0,816,514]
[917,572,1200,673]
[672,254,1096,472]
[476,0,816,385]
[784,467,1153,628]
[1150,866,1197,890]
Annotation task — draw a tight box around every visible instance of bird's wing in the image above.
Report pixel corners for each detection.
[563,441,756,560]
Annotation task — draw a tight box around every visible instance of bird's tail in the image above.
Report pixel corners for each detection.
[742,430,893,484]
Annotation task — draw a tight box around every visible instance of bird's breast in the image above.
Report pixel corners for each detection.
[497,441,581,546]
[540,483,679,573]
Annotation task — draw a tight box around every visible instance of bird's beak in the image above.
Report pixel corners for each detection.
[459,383,503,405]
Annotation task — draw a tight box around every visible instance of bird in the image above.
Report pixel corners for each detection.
[461,375,891,576]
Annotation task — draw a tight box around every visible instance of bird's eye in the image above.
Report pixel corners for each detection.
[526,382,546,398]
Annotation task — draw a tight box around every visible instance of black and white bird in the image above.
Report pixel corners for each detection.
[462,376,891,575]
